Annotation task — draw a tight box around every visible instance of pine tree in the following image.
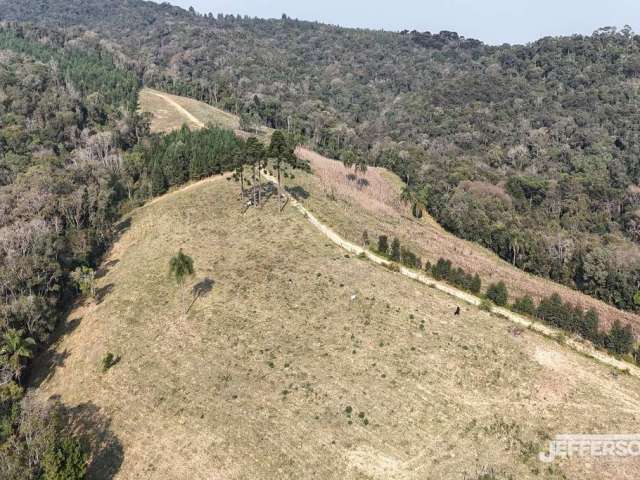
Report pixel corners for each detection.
[486,281,508,306]
[470,273,482,294]
[150,159,167,196]
[377,235,389,255]
[390,238,401,262]
[268,129,296,210]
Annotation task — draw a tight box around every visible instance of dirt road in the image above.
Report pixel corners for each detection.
[146,88,640,379]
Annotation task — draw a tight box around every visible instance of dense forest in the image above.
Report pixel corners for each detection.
[0,23,146,478]
[0,22,254,477]
[3,0,640,315]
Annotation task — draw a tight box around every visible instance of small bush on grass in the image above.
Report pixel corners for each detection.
[377,235,389,255]
[512,295,535,315]
[101,352,117,372]
[486,281,508,306]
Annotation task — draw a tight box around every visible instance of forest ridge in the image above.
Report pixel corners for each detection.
[2,0,640,315]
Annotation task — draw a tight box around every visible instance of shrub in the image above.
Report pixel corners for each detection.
[390,238,401,262]
[486,281,508,306]
[101,352,116,372]
[42,435,87,480]
[431,258,452,280]
[606,320,635,355]
[385,262,400,272]
[71,266,96,298]
[479,298,493,311]
[512,295,535,316]
[400,246,421,269]
[470,273,482,294]
[377,235,389,255]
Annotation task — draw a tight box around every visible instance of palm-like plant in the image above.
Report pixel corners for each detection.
[401,186,427,218]
[1,329,36,376]
[169,249,195,315]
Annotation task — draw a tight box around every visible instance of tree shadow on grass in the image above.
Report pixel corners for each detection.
[114,217,132,242]
[285,185,310,200]
[28,317,81,389]
[187,277,215,313]
[59,401,124,479]
[95,260,119,280]
[95,284,114,304]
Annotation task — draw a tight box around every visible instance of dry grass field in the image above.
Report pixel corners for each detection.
[30,176,640,479]
[290,155,640,333]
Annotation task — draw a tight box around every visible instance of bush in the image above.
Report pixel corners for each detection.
[71,266,96,298]
[486,281,508,306]
[470,273,482,294]
[479,299,493,311]
[390,238,401,262]
[400,246,421,269]
[42,435,87,480]
[101,352,116,372]
[606,320,635,355]
[377,235,389,255]
[431,258,452,280]
[512,295,535,316]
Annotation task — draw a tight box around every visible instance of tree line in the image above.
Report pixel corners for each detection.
[369,233,637,362]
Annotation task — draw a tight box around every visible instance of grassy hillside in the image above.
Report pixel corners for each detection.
[31,172,640,479]
[138,88,640,334]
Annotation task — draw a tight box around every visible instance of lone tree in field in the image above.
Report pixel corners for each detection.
[169,249,195,315]
[268,130,297,209]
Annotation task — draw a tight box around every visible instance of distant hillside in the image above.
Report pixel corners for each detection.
[3,0,640,316]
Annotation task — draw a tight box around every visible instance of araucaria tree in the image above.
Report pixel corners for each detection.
[268,130,297,209]
[245,137,266,206]
[232,141,247,200]
[169,249,195,315]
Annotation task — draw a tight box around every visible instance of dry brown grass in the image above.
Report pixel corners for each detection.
[293,153,640,333]
[29,177,640,480]
[296,147,401,217]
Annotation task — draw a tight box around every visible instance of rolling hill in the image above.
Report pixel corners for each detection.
[138,88,640,334]
[26,89,640,480]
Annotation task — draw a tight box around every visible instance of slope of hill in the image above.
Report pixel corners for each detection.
[4,0,640,316]
[138,88,640,335]
[31,168,640,480]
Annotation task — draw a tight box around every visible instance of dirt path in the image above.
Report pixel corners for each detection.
[144,89,206,129]
[147,88,640,379]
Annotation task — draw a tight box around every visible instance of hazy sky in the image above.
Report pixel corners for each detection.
[155,0,640,45]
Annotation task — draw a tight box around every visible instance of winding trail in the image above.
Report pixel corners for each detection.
[146,88,640,379]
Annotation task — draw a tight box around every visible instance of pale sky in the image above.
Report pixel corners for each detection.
[154,0,640,45]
